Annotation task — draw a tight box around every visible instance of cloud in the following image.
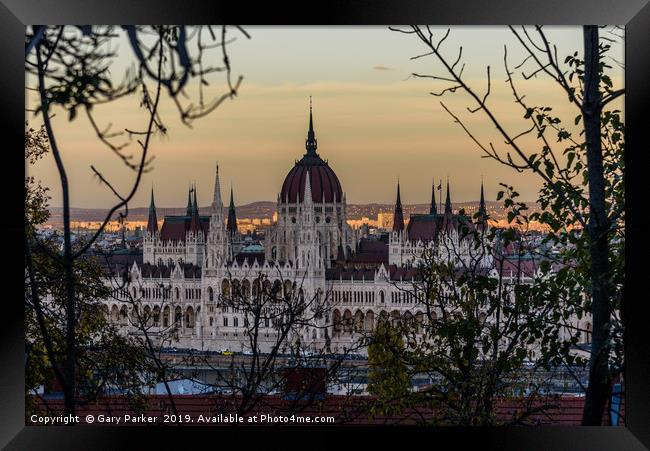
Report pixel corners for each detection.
[373,65,393,71]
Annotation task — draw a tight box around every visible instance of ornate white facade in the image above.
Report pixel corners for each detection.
[102,106,593,356]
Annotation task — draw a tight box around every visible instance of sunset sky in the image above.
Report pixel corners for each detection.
[26,26,623,209]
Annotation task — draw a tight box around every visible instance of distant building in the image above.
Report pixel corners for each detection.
[376,212,394,230]
[100,102,591,356]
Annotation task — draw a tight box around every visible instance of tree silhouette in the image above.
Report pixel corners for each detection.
[391,25,624,425]
[25,25,249,416]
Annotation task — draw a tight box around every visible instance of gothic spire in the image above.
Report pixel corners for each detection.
[226,185,238,236]
[192,184,199,215]
[478,178,488,231]
[189,184,201,232]
[212,162,223,209]
[444,178,452,215]
[305,96,318,156]
[147,187,158,234]
[430,178,437,215]
[442,177,455,233]
[392,179,405,233]
[186,184,193,216]
[303,169,313,204]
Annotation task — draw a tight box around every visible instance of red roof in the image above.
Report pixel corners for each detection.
[406,213,475,242]
[406,214,441,241]
[280,156,343,204]
[159,215,210,242]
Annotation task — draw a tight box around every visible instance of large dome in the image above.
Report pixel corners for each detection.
[281,155,343,204]
[279,106,343,204]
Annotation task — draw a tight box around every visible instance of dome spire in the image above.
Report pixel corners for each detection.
[212,162,223,209]
[305,96,318,156]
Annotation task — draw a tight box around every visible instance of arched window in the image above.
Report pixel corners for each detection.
[163,306,170,327]
[365,310,374,331]
[143,305,152,327]
[208,286,214,302]
[332,309,342,335]
[185,307,194,328]
[222,279,231,299]
[354,310,364,333]
[174,307,182,326]
[343,310,353,333]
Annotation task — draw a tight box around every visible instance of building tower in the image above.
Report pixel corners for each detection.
[388,180,406,265]
[143,188,159,264]
[429,179,438,215]
[226,185,238,237]
[266,98,353,267]
[477,179,488,232]
[206,164,232,269]
[392,180,405,233]
[186,185,193,216]
[185,184,205,266]
[442,178,454,232]
[147,187,158,235]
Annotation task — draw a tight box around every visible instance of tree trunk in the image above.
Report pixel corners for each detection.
[581,25,612,426]
[36,46,77,417]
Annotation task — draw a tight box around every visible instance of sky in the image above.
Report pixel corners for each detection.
[26,26,624,209]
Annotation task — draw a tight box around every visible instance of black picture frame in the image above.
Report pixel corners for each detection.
[2,1,648,449]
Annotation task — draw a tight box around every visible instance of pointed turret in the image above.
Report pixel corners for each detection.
[442,178,454,232]
[186,185,193,216]
[444,178,452,215]
[212,163,223,209]
[305,96,318,156]
[192,184,199,215]
[226,185,238,236]
[147,187,158,234]
[189,184,201,232]
[477,179,488,231]
[429,179,438,215]
[303,170,313,204]
[392,180,405,233]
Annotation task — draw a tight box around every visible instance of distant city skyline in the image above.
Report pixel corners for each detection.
[26,26,623,209]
